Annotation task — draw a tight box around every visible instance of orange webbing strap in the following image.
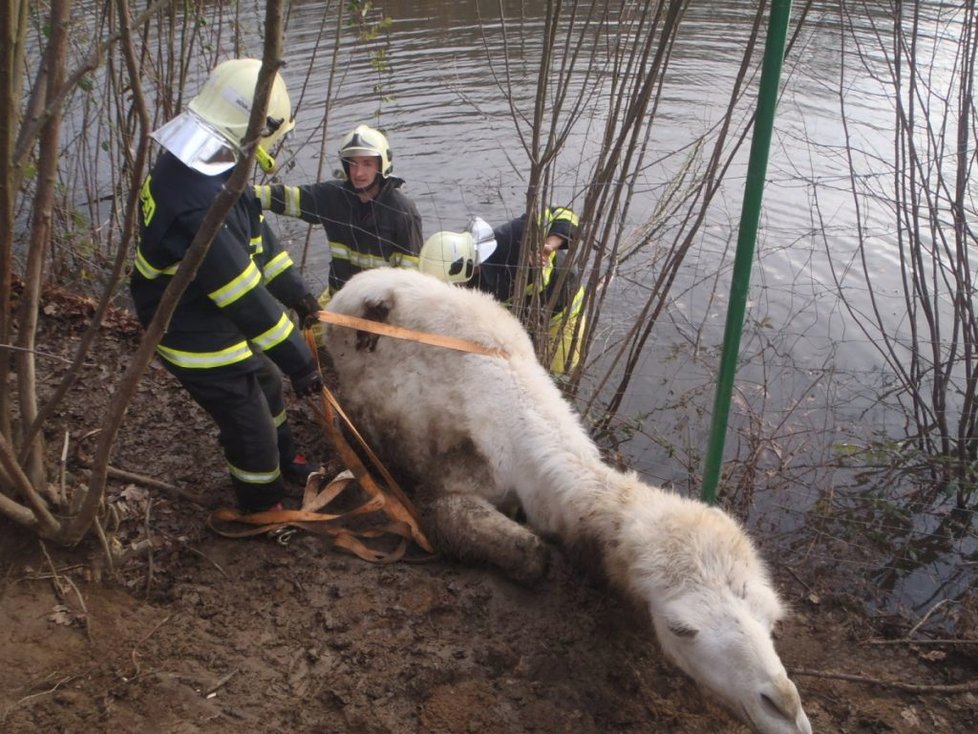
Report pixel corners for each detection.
[318,387,422,528]
[311,325,436,550]
[315,310,508,359]
[207,472,414,563]
[306,326,435,555]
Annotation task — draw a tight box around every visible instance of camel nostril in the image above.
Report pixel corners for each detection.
[760,692,788,720]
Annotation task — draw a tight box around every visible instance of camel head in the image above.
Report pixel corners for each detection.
[650,585,812,734]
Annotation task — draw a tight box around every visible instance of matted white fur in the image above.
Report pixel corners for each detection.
[324,267,813,734]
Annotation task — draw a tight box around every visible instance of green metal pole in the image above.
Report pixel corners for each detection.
[700,0,793,505]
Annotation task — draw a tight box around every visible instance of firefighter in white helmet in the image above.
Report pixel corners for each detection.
[255,123,423,301]
[419,209,585,376]
[130,59,323,515]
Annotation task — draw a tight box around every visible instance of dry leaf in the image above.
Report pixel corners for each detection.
[48,604,78,627]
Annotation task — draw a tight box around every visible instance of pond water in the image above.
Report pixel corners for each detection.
[55,0,976,622]
[269,0,900,464]
[263,0,975,621]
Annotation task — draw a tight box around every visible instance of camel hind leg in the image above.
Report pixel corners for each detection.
[417,488,551,586]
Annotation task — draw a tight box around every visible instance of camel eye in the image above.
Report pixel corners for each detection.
[667,621,698,639]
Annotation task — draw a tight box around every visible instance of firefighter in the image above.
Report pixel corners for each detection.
[254,124,423,301]
[130,58,324,515]
[418,208,585,375]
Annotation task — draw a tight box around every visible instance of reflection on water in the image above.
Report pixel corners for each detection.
[800,463,977,631]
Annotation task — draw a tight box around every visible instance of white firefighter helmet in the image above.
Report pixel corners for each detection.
[338,124,393,179]
[151,58,295,175]
[419,217,498,284]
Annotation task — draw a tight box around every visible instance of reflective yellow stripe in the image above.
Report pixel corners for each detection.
[263,251,293,283]
[227,461,281,485]
[285,186,302,217]
[551,284,585,324]
[540,252,555,284]
[272,409,287,428]
[255,185,272,209]
[547,207,579,227]
[156,340,253,369]
[255,185,301,217]
[525,251,556,297]
[250,233,263,256]
[329,242,388,269]
[251,312,295,352]
[134,248,179,280]
[389,252,420,270]
[548,308,585,376]
[140,175,156,225]
[209,260,261,308]
[331,242,418,270]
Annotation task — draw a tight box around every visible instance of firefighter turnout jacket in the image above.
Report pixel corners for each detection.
[476,207,581,313]
[131,151,316,383]
[475,207,585,375]
[255,177,423,295]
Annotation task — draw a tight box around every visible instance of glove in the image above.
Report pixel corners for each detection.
[292,368,324,398]
[295,293,322,330]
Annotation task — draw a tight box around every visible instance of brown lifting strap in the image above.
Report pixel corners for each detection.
[315,310,508,358]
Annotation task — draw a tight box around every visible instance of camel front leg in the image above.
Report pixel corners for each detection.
[417,491,551,586]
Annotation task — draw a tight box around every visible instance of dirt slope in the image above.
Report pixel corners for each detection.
[0,292,975,733]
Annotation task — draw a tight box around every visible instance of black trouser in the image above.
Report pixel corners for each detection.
[176,356,296,512]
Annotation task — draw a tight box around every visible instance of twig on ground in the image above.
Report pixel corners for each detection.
[38,540,68,599]
[791,668,978,693]
[59,429,69,508]
[781,563,815,596]
[93,514,115,577]
[144,498,154,598]
[75,449,209,507]
[0,675,77,727]
[866,638,978,646]
[907,598,949,638]
[39,540,94,644]
[158,531,229,578]
[58,573,94,644]
[0,342,74,362]
[182,543,229,578]
[204,668,239,698]
[126,614,172,681]
[106,465,208,506]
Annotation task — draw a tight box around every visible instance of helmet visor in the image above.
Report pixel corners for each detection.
[467,216,498,264]
[151,111,238,175]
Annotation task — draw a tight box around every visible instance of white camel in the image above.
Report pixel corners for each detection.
[323,267,813,734]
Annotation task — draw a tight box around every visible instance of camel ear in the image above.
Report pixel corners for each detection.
[362,295,392,322]
[355,295,394,352]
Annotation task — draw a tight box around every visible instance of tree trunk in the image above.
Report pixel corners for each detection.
[16,0,72,495]
[0,0,30,447]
